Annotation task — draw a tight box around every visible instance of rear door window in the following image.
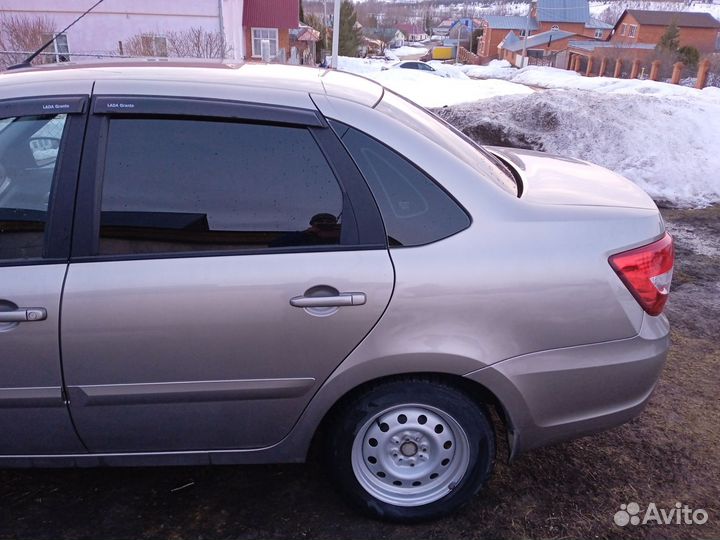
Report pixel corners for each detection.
[97,118,345,255]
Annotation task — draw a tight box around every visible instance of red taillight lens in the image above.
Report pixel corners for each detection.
[609,233,674,316]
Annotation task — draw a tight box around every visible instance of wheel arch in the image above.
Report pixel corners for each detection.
[305,371,515,463]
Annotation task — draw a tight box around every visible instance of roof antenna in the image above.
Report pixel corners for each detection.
[7,0,106,70]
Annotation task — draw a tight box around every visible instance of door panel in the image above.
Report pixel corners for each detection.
[0,266,86,454]
[60,107,392,453]
[62,251,393,452]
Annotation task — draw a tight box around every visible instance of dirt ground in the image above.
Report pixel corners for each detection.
[1,206,718,540]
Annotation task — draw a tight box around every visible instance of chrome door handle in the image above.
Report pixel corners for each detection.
[290,293,366,308]
[0,308,47,322]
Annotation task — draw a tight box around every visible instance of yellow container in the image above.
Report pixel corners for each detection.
[432,46,454,60]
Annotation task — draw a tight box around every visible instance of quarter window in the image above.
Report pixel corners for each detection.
[252,28,279,58]
[338,126,470,247]
[0,114,67,260]
[98,118,343,255]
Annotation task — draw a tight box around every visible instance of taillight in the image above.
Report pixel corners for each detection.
[609,233,674,316]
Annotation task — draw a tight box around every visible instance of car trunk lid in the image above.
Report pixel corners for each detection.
[486,146,657,211]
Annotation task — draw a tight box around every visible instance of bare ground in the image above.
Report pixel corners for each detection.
[0,207,718,540]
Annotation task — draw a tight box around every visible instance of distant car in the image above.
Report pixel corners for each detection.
[0,62,672,522]
[382,60,449,77]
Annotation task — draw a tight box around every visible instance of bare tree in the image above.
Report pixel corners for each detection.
[124,27,230,59]
[168,27,230,58]
[0,13,57,69]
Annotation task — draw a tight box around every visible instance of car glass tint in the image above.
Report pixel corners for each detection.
[340,127,470,247]
[0,114,67,260]
[98,118,343,255]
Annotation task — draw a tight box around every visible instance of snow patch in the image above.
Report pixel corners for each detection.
[435,90,720,208]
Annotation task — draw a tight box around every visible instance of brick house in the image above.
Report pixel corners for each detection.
[243,0,299,60]
[473,0,611,61]
[610,10,720,53]
[475,16,539,61]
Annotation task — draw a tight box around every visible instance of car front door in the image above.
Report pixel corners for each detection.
[0,97,86,454]
[61,96,393,453]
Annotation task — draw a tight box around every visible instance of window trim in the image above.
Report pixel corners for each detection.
[71,95,386,262]
[251,27,279,58]
[0,95,87,267]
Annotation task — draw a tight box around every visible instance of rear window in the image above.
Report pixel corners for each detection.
[376,91,519,197]
[337,125,470,247]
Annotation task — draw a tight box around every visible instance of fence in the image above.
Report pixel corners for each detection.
[572,54,714,89]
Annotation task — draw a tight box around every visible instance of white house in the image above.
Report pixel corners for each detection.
[0,0,246,60]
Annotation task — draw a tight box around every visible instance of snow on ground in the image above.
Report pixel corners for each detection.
[336,56,532,107]
[370,68,533,107]
[389,45,429,58]
[335,55,719,207]
[435,90,720,208]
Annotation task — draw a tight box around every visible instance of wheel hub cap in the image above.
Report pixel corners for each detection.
[350,404,471,507]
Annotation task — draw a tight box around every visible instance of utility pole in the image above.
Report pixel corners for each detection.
[331,0,341,68]
[520,5,530,68]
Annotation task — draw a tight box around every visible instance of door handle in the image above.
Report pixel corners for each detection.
[290,293,366,308]
[0,308,47,323]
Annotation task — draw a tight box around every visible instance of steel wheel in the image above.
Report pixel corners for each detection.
[350,403,471,507]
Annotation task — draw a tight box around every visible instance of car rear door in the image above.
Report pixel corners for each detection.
[61,95,393,453]
[0,96,86,454]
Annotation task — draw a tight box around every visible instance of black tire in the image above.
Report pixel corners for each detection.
[326,378,495,522]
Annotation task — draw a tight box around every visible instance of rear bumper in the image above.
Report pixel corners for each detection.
[465,314,669,457]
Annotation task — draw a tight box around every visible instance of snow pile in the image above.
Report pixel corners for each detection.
[462,59,517,81]
[335,56,386,75]
[427,61,471,79]
[435,90,720,208]
[335,55,532,107]
[369,68,533,108]
[388,45,429,58]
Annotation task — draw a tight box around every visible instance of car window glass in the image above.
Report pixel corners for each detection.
[376,91,518,196]
[98,118,344,255]
[339,127,470,247]
[0,114,67,260]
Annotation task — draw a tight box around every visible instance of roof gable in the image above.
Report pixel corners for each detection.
[623,9,720,28]
[501,29,578,51]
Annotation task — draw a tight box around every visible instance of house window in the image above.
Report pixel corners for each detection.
[620,23,627,35]
[140,35,167,57]
[520,29,527,37]
[716,31,720,51]
[594,29,604,39]
[551,25,560,31]
[628,25,637,38]
[40,33,70,62]
[252,28,279,58]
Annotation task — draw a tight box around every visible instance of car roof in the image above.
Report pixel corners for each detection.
[0,60,384,108]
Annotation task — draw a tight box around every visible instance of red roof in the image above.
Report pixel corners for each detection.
[243,0,299,30]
